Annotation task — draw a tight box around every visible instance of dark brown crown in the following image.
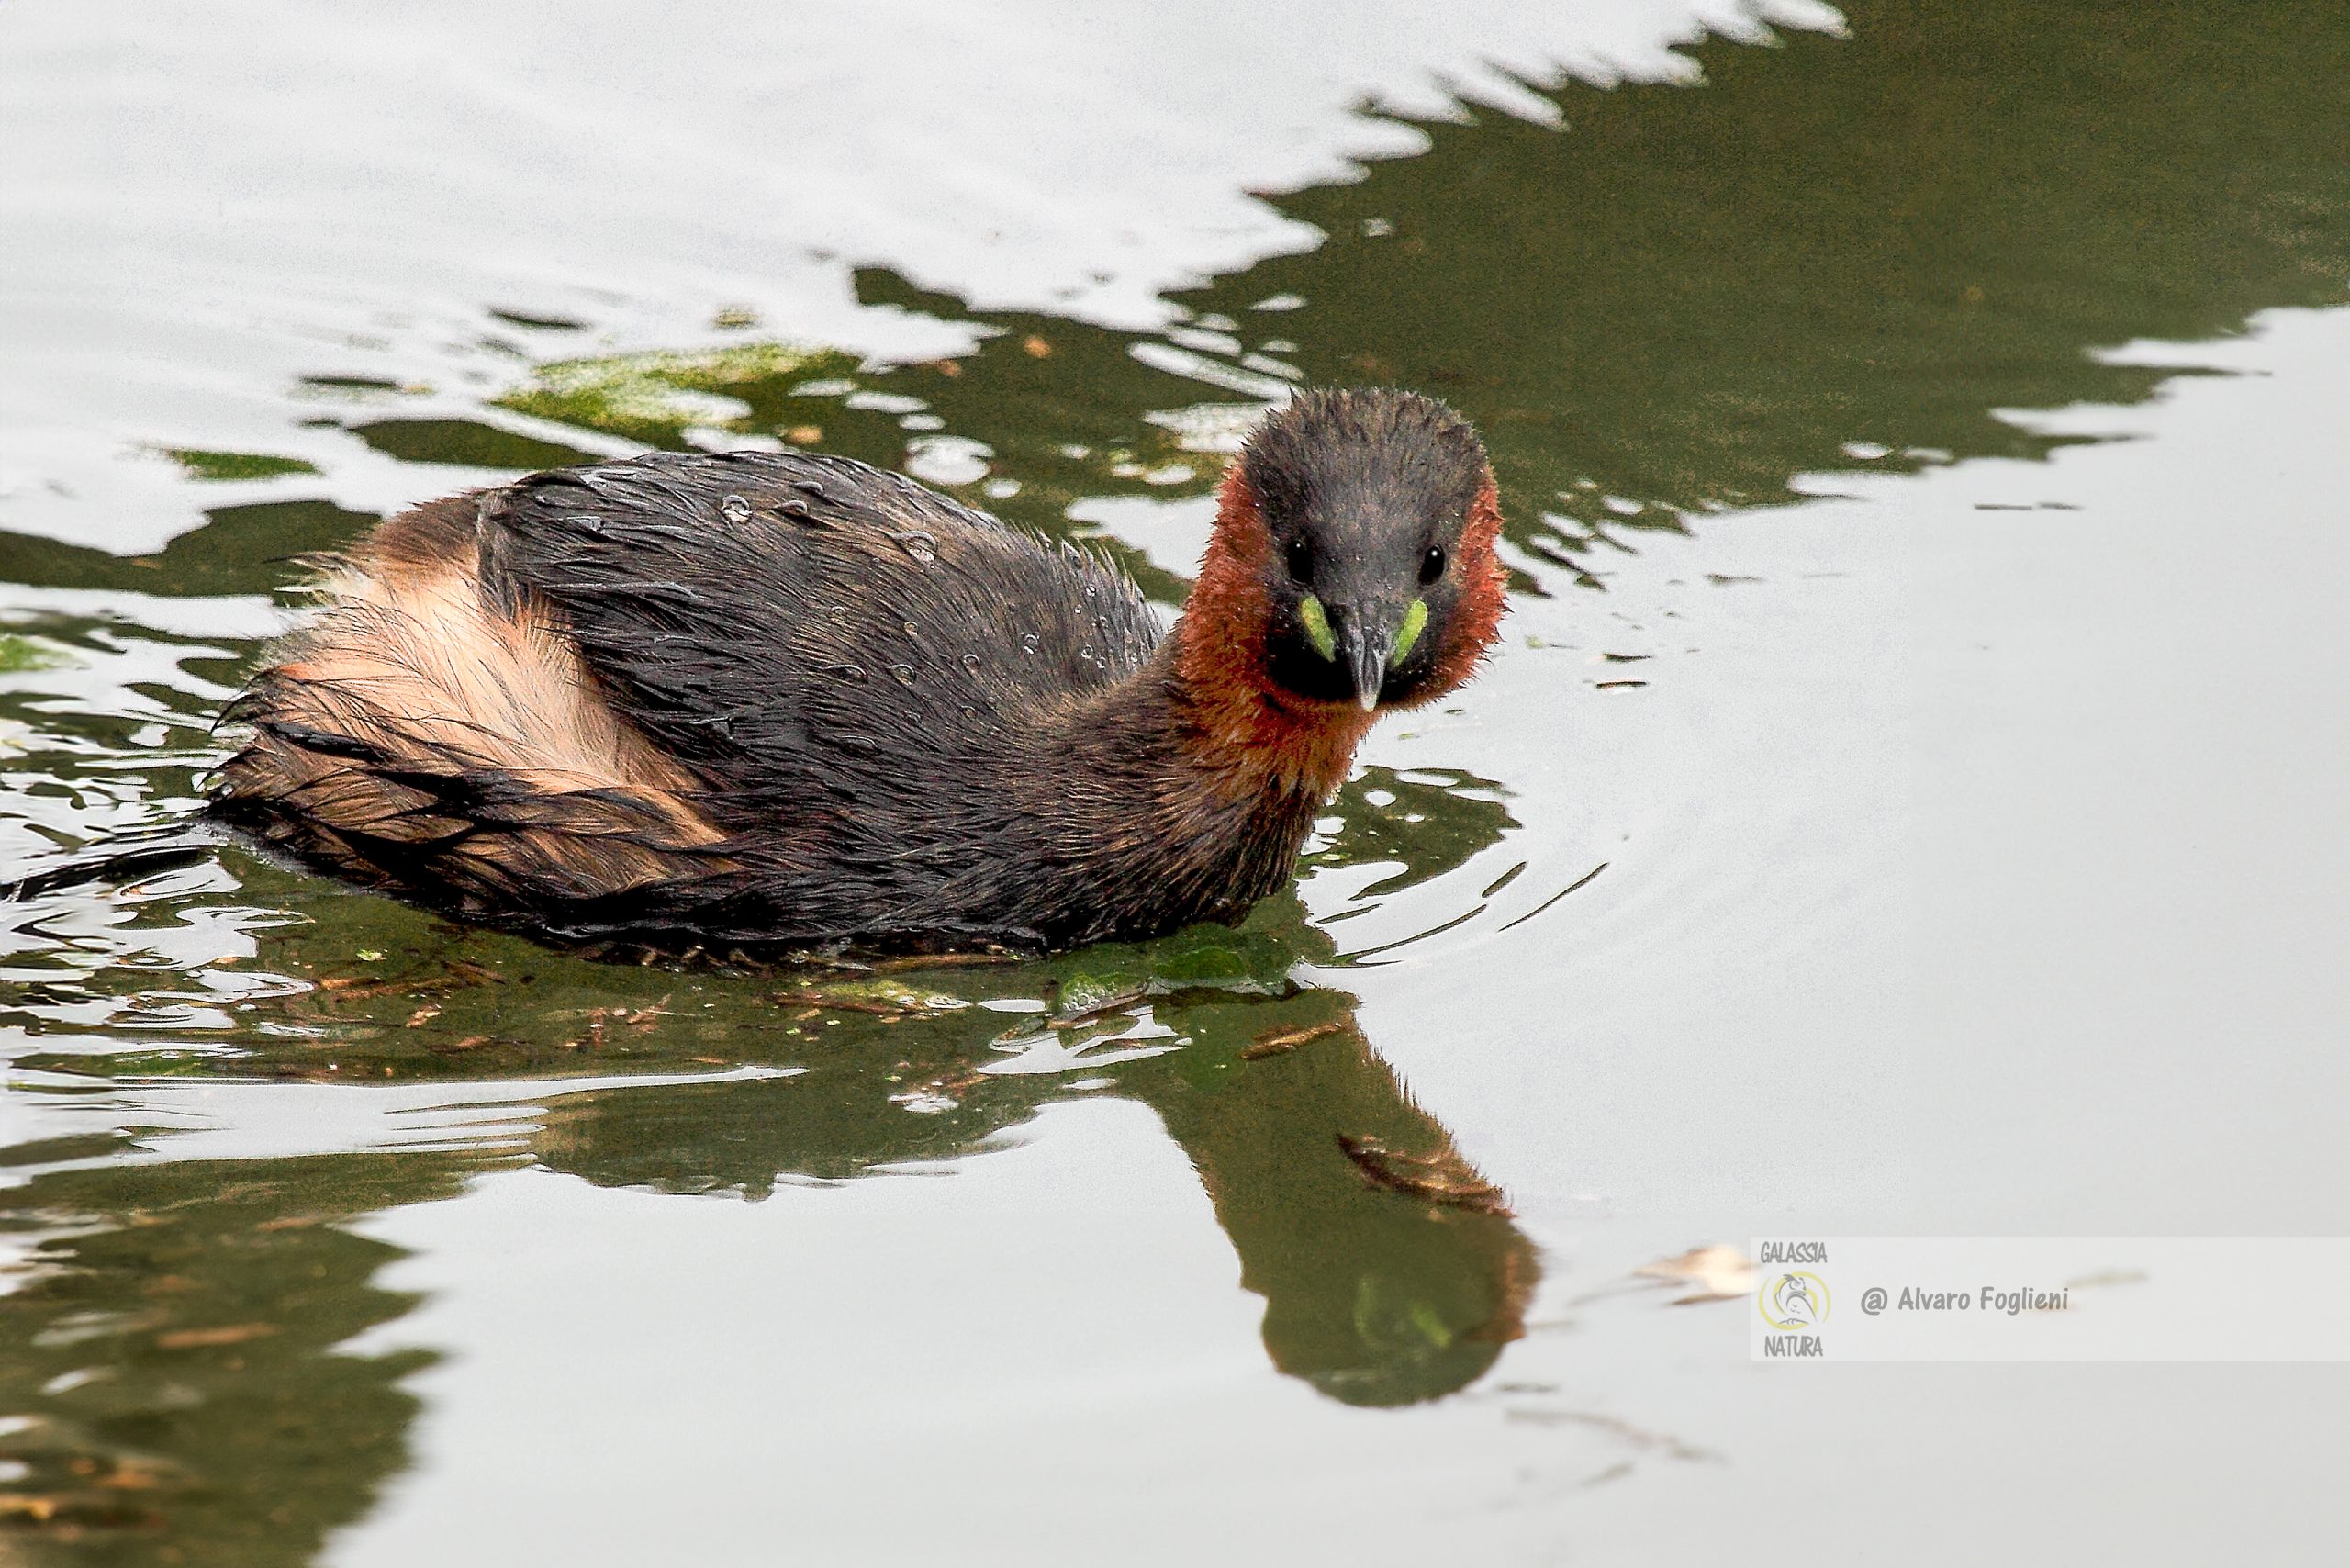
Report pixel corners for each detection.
[1237,387,1489,534]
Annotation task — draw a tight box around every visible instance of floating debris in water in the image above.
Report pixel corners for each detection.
[1242,1019,1347,1060]
[154,1322,276,1350]
[1633,1245,1754,1305]
[1337,1134,1512,1215]
[770,980,952,1019]
[1051,972,1149,1024]
[868,950,1024,972]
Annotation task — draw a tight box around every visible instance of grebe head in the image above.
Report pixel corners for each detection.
[1224,387,1507,712]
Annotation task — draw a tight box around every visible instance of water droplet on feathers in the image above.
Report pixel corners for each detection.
[825,662,869,683]
[960,654,981,676]
[718,493,753,523]
[890,663,916,686]
[902,621,919,638]
[829,606,849,626]
[896,531,938,565]
[1022,633,1041,655]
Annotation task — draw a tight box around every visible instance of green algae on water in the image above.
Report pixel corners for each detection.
[161,447,323,482]
[0,632,77,672]
[494,342,862,444]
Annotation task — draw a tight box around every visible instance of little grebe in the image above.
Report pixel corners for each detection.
[211,386,1507,952]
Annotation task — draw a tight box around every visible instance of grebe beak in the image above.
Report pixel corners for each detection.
[1338,615,1394,712]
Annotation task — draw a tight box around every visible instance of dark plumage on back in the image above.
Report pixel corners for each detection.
[212,390,1508,955]
[483,452,1158,803]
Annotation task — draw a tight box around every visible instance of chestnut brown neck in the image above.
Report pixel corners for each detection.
[1164,469,1379,801]
[1160,464,1507,800]
[1432,474,1509,697]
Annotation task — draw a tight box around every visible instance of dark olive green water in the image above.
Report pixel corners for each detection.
[5,4,2349,1562]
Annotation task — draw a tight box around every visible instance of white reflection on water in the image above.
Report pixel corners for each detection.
[0,0,1842,553]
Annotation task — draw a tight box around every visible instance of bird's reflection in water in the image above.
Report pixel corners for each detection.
[1154,994,1538,1405]
[0,768,1532,1561]
[519,765,1538,1406]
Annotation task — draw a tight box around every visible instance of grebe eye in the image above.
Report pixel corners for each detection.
[1284,535,1315,582]
[1419,544,1448,585]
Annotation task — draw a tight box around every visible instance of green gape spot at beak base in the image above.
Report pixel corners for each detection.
[1299,594,1337,661]
[1391,599,1428,666]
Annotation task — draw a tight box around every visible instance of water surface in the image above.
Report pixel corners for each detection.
[4,3,2348,1562]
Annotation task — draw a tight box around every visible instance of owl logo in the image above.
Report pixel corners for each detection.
[1759,1271,1830,1329]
